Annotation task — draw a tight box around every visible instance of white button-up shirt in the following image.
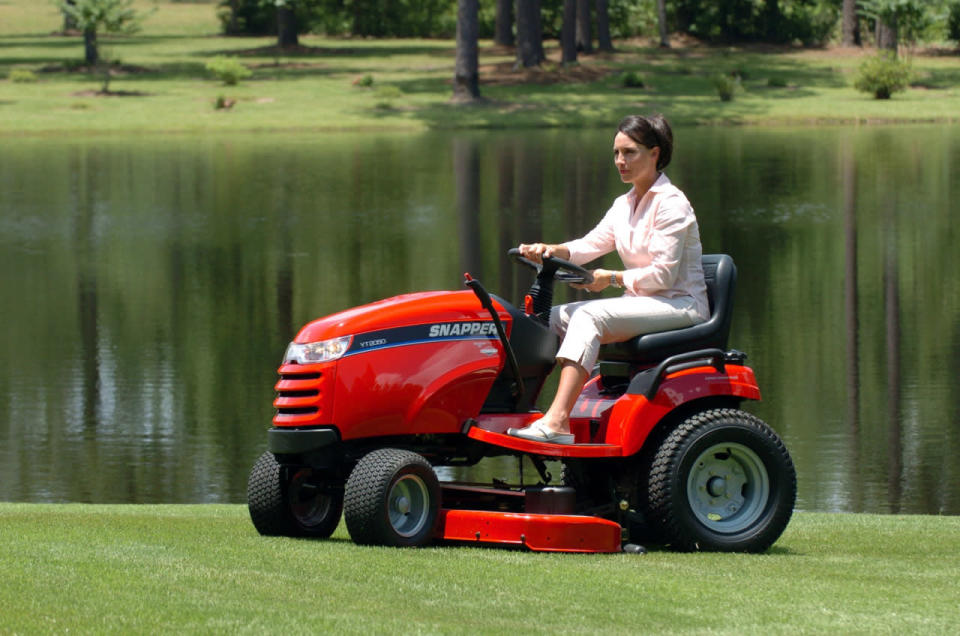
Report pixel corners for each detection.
[562,173,709,320]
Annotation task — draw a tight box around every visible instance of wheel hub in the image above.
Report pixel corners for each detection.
[387,474,430,538]
[395,496,411,516]
[706,476,727,498]
[687,442,770,533]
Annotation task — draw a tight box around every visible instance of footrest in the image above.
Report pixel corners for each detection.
[466,426,623,457]
[436,509,622,553]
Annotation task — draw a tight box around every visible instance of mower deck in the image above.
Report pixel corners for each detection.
[436,509,623,553]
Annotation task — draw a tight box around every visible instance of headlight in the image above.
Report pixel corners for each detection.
[283,336,353,364]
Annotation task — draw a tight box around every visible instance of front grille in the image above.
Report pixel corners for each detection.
[274,366,327,423]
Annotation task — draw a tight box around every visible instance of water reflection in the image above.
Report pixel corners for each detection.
[0,126,958,514]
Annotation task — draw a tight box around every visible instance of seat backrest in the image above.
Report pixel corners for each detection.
[598,254,737,365]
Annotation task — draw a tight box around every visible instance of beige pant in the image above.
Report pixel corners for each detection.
[550,295,702,372]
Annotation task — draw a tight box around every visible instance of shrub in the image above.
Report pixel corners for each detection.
[205,56,252,86]
[10,69,38,83]
[373,85,403,109]
[353,74,374,88]
[214,95,236,110]
[621,71,644,89]
[853,52,911,99]
[712,73,741,102]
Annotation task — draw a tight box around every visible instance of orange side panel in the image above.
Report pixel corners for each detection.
[436,509,622,553]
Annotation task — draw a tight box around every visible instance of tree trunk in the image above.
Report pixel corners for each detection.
[515,0,544,68]
[561,0,577,64]
[575,0,592,53]
[84,27,98,66]
[841,0,860,46]
[763,0,782,42]
[876,18,897,55]
[453,0,481,102]
[225,0,241,36]
[656,0,669,47]
[62,0,78,32]
[494,0,514,46]
[277,6,299,48]
[595,0,613,51]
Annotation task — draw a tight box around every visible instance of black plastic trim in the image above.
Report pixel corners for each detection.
[267,427,340,455]
[627,348,727,400]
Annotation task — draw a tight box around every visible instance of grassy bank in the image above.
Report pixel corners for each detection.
[1,1,958,136]
[1,504,958,634]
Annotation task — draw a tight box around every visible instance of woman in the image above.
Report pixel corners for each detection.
[508,114,709,444]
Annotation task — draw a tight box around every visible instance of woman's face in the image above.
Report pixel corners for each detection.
[613,131,659,185]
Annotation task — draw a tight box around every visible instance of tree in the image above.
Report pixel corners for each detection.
[61,0,78,32]
[595,0,613,51]
[576,0,592,52]
[561,0,577,63]
[859,0,933,56]
[843,0,861,45]
[656,0,669,47]
[494,0,514,45]
[59,0,147,66]
[274,0,299,48]
[515,0,544,67]
[453,0,481,101]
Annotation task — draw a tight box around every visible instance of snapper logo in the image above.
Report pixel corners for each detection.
[428,322,498,338]
[346,321,499,356]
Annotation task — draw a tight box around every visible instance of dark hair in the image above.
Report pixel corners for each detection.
[618,114,673,171]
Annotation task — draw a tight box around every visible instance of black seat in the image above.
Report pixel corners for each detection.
[598,254,737,366]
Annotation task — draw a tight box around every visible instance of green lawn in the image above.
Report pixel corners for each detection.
[1,504,958,634]
[1,0,958,135]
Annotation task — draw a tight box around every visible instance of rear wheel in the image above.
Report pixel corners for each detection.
[344,449,440,547]
[645,408,796,552]
[247,451,343,538]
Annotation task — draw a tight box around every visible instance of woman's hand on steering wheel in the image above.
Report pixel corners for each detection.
[517,243,570,264]
[509,247,593,285]
[573,268,615,293]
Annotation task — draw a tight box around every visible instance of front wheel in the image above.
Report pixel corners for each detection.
[645,408,796,552]
[247,451,343,538]
[343,449,440,547]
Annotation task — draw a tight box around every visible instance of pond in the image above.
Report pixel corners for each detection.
[1,125,958,514]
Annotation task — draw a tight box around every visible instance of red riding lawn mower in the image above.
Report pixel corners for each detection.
[247,250,796,553]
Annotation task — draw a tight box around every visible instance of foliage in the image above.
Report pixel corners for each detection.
[9,69,39,83]
[353,74,374,87]
[673,0,841,43]
[621,70,644,88]
[57,0,151,68]
[853,51,912,98]
[858,0,937,48]
[948,0,960,41]
[213,94,236,110]
[217,0,452,37]
[713,72,741,101]
[58,0,147,36]
[205,56,253,85]
[372,84,403,109]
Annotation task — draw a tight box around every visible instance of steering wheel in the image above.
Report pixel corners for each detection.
[508,247,594,285]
